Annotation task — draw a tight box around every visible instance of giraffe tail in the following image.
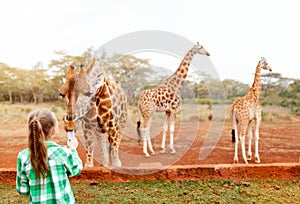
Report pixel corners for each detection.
[231,129,236,143]
[137,121,141,145]
[231,106,237,143]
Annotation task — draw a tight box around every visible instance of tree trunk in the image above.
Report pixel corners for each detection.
[20,94,23,103]
[33,93,37,104]
[8,90,13,104]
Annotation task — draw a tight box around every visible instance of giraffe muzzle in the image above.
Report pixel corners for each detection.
[63,115,76,132]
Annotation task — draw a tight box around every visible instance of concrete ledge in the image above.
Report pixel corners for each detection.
[1,163,299,184]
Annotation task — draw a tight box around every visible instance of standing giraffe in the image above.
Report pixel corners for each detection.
[137,42,210,157]
[59,58,127,167]
[231,57,272,164]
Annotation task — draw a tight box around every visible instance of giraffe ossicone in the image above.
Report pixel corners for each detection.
[231,57,272,164]
[137,42,210,157]
[59,58,128,167]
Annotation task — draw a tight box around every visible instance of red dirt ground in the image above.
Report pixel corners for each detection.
[1,120,299,183]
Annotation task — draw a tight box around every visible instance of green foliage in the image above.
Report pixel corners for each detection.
[25,108,32,114]
[184,98,212,105]
[0,48,94,104]
[51,107,58,113]
[101,53,153,105]
[0,48,299,115]
[279,80,300,115]
[261,101,269,106]
[223,79,249,99]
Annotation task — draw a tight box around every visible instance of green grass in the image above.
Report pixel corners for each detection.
[1,179,299,203]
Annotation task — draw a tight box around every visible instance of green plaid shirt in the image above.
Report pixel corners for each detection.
[16,141,82,204]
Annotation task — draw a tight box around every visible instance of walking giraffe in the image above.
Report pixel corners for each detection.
[137,42,210,157]
[59,58,127,167]
[231,57,272,164]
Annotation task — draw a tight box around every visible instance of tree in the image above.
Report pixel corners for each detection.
[192,81,209,99]
[0,64,24,103]
[101,54,152,105]
[279,80,300,114]
[48,47,94,77]
[26,63,48,104]
[0,48,95,103]
[102,54,151,83]
[0,63,11,101]
[223,79,249,99]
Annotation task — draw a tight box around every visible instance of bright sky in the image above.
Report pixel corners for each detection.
[0,0,299,85]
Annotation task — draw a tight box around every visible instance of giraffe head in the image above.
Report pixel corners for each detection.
[259,57,272,72]
[59,60,95,131]
[192,42,210,56]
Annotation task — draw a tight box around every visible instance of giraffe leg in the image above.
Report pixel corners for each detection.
[237,123,248,164]
[99,133,109,167]
[169,119,176,154]
[146,126,155,155]
[240,134,248,164]
[85,149,94,167]
[94,129,109,167]
[110,134,122,167]
[142,115,155,157]
[84,128,94,167]
[233,128,239,164]
[160,116,169,154]
[247,122,253,161]
[111,145,122,167]
[254,115,261,163]
[143,127,151,157]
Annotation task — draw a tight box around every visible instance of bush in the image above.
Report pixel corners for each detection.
[51,107,58,113]
[197,98,212,105]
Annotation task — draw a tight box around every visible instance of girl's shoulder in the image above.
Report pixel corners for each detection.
[46,141,72,157]
[17,148,30,166]
[18,148,29,158]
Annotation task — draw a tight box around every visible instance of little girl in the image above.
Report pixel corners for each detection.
[16,109,82,203]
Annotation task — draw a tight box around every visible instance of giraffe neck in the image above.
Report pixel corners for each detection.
[247,63,262,103]
[161,48,196,92]
[96,76,112,103]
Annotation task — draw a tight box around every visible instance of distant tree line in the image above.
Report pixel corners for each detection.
[0,48,299,114]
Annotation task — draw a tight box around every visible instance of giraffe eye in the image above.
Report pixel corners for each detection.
[59,93,65,98]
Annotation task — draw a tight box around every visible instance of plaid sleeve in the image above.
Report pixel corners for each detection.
[65,149,83,177]
[16,152,30,195]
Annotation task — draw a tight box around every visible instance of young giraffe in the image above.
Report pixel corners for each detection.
[231,57,272,164]
[59,58,127,167]
[137,42,210,157]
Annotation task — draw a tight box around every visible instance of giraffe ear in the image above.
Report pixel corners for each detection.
[67,65,76,75]
[197,42,199,45]
[79,64,87,74]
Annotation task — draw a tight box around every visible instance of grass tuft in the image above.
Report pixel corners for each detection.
[1,179,299,203]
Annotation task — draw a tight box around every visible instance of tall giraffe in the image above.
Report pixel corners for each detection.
[137,42,210,157]
[59,58,127,167]
[231,57,272,164]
